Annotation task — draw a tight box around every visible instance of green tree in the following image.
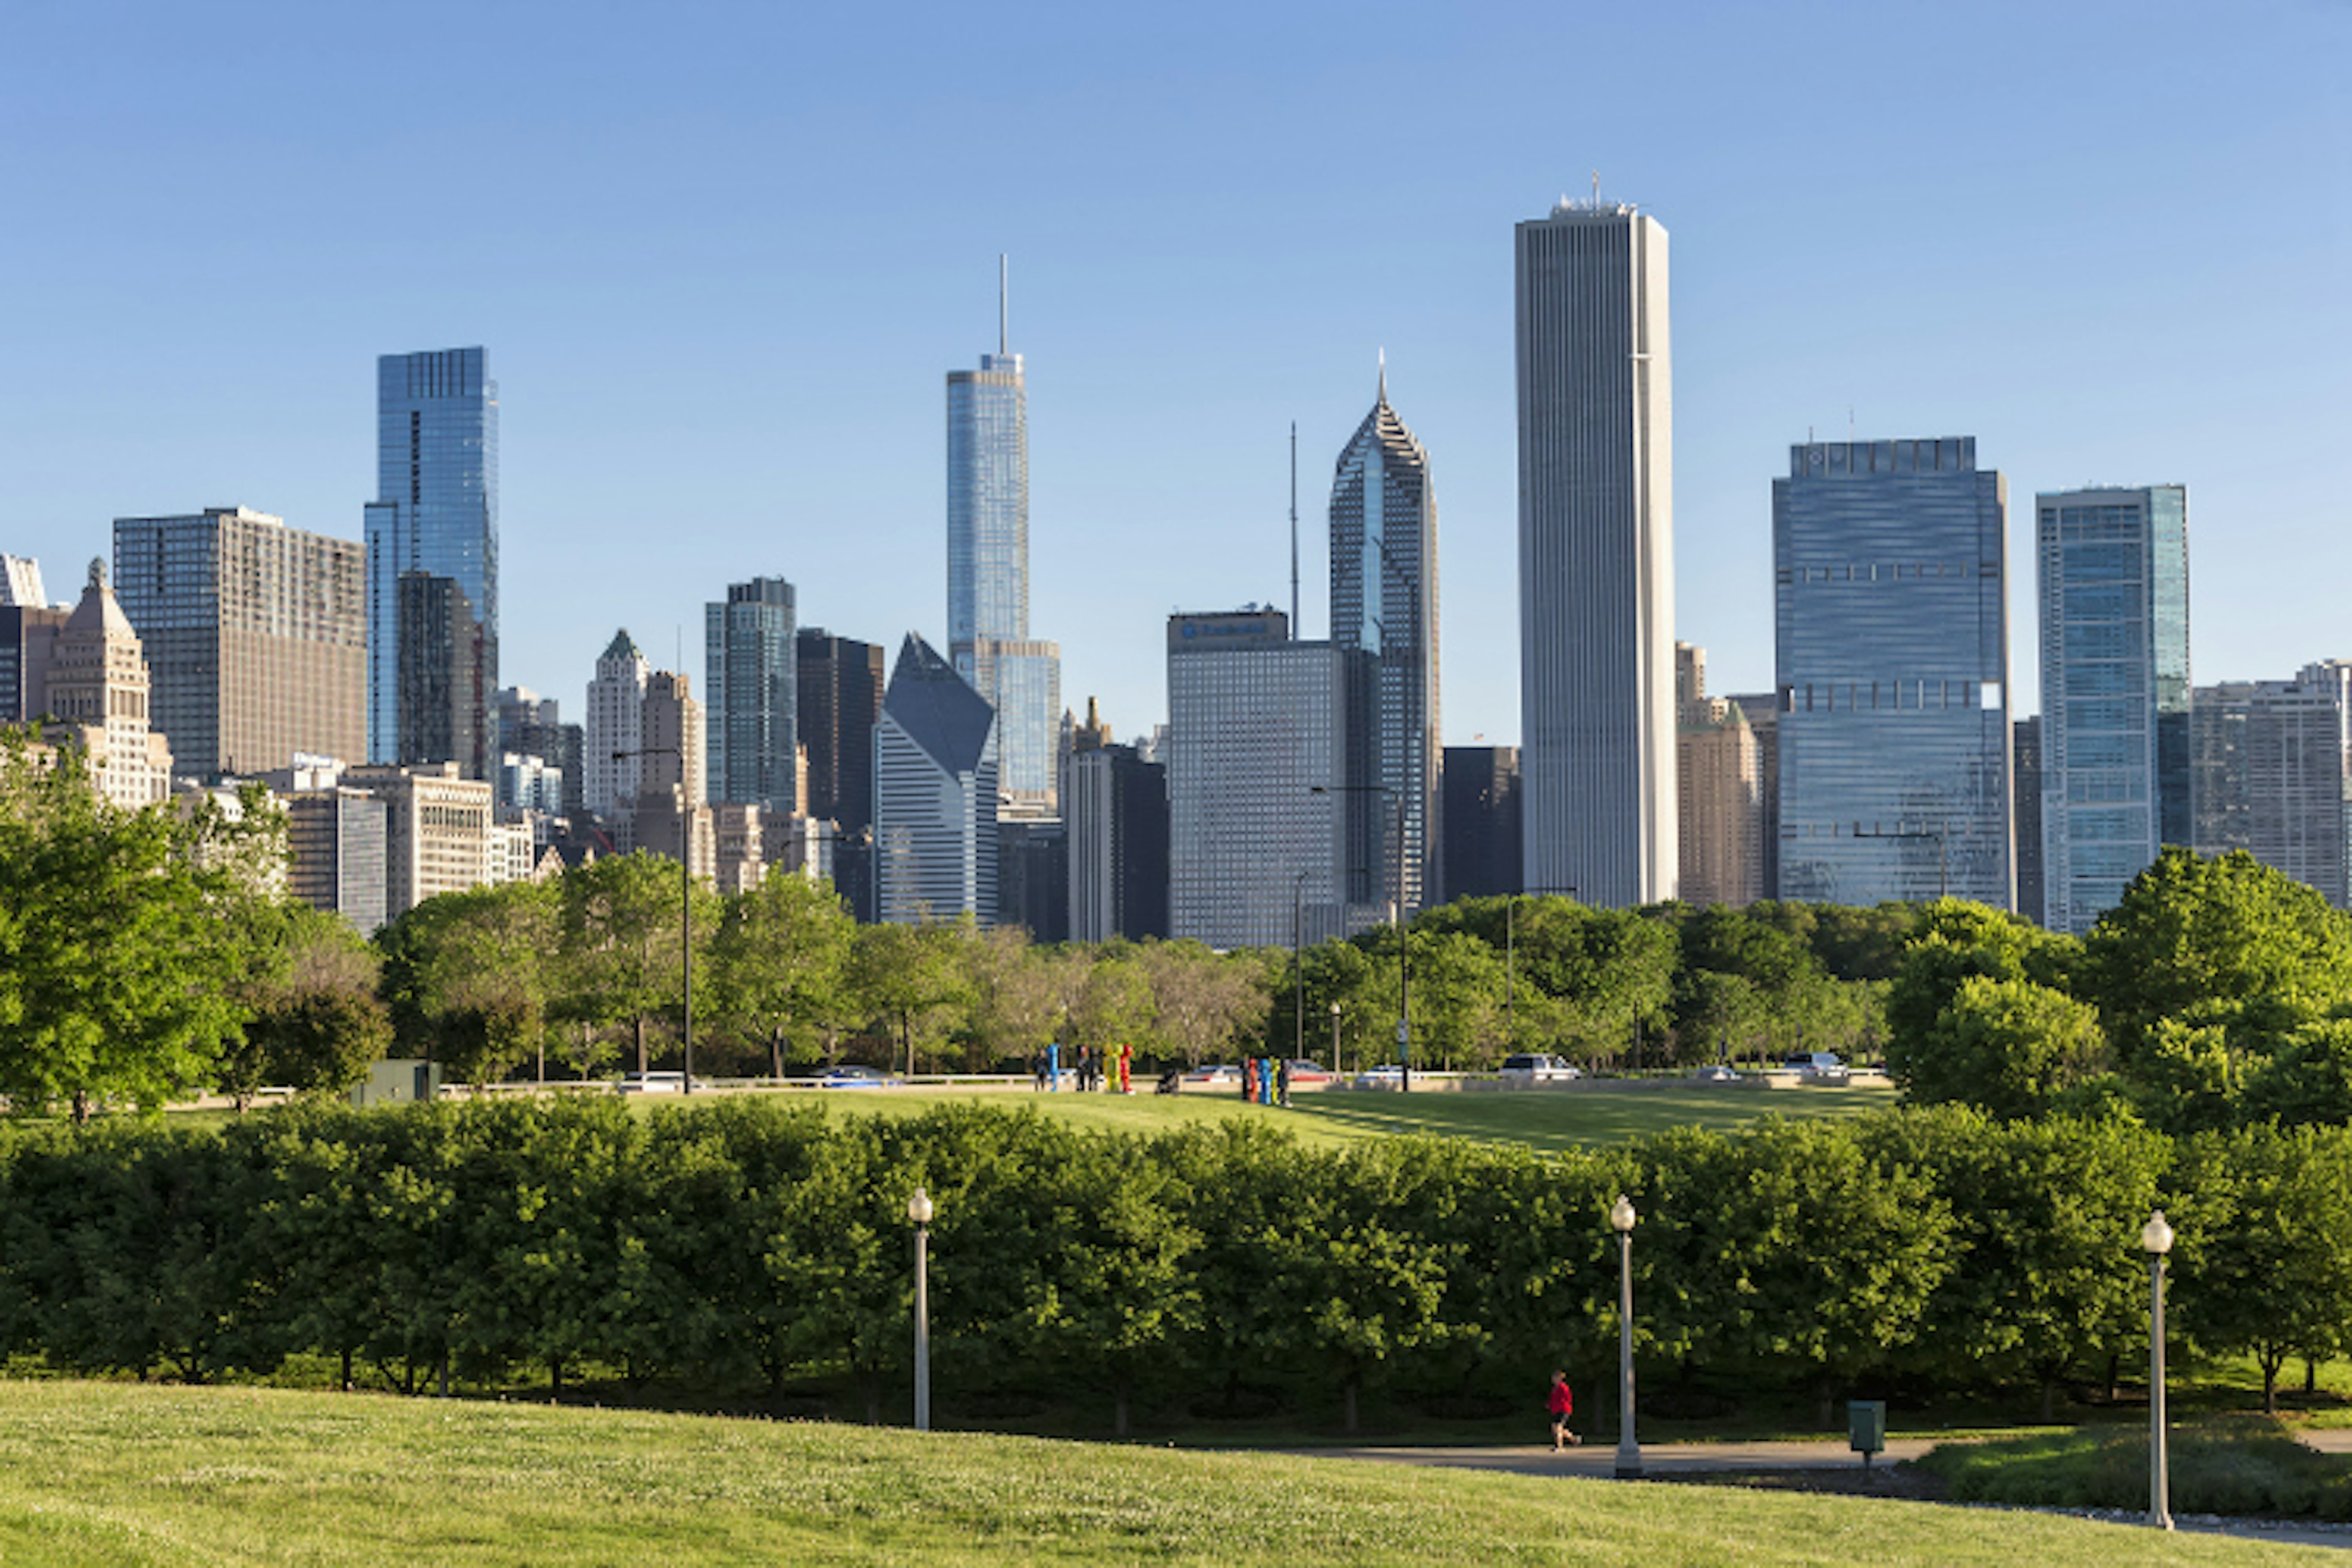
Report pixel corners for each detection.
[848,919,970,1075]
[219,903,391,1109]
[0,731,265,1121]
[1901,975,2108,1120]
[706,872,854,1077]
[2242,1019,2352,1127]
[2173,1124,2352,1413]
[1138,940,1268,1066]
[960,925,1063,1069]
[394,880,560,1087]
[555,853,689,1077]
[2082,848,2352,1068]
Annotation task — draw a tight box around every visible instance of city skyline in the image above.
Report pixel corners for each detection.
[1,4,2344,755]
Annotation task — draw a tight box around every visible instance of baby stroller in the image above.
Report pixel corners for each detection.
[1155,1068,1184,1095]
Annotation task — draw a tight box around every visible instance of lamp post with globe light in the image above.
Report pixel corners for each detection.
[1611,1194,1642,1479]
[2144,1209,2174,1530]
[910,1186,935,1431]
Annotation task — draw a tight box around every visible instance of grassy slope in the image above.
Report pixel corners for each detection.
[806,1082,1894,1152]
[0,1382,2326,1568]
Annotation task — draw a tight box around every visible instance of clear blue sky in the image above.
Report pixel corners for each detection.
[4,1,2346,748]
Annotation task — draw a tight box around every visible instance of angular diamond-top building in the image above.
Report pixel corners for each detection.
[874,632,999,925]
[1330,366,1442,916]
[365,347,498,778]
[1515,200,1676,908]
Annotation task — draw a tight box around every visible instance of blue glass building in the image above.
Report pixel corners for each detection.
[704,575,798,812]
[946,272,1061,815]
[365,347,497,778]
[1330,366,1442,916]
[875,632,998,925]
[2036,486,2190,932]
[1773,438,2013,907]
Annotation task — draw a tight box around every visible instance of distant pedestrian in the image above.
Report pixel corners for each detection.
[1031,1049,1047,1092]
[1276,1056,1291,1108]
[1548,1370,1581,1450]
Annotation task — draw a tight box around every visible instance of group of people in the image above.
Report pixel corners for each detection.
[1237,1056,1291,1108]
[1029,1043,1133,1094]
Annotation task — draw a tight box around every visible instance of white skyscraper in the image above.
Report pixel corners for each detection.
[1515,199,1676,908]
[584,628,648,821]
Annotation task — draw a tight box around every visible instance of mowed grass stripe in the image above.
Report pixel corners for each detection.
[0,1381,2324,1566]
[800,1082,1894,1151]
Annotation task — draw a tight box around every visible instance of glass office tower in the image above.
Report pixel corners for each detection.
[366,347,498,778]
[947,271,1061,815]
[1330,368,1442,916]
[705,575,799,812]
[1515,200,1676,908]
[2036,486,2190,932]
[875,633,998,926]
[1773,437,2013,907]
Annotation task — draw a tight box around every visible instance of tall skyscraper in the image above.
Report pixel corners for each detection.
[0,602,67,725]
[1330,366,1442,915]
[2035,485,2191,933]
[584,629,649,821]
[946,265,1061,816]
[797,628,886,918]
[1773,438,2013,907]
[874,632,999,925]
[2012,715,2046,926]
[110,507,365,780]
[1166,608,1363,949]
[365,347,498,778]
[1515,199,1676,908]
[2194,664,2352,907]
[704,576,798,812]
[1,555,47,608]
[498,686,582,818]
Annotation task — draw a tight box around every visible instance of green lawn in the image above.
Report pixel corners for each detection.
[804,1081,1895,1152]
[0,1380,2324,1567]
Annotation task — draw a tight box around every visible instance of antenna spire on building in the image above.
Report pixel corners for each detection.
[1591,169,1600,205]
[1378,347,1387,404]
[1289,421,1300,641]
[998,254,1008,355]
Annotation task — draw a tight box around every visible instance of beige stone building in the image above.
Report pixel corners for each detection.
[1675,643,1765,909]
[347,761,496,919]
[42,560,175,810]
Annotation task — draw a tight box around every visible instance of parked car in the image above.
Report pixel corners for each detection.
[1181,1063,1242,1086]
[807,1065,899,1089]
[617,1072,712,1094]
[1352,1063,1407,1090]
[1782,1052,1849,1082]
[1691,1063,1744,1084]
[1283,1059,1335,1087]
[1499,1052,1581,1084]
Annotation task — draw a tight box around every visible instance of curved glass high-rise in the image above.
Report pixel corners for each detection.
[1329,368,1442,916]
[366,347,497,778]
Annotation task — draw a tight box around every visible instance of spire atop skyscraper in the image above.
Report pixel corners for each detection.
[1377,347,1387,404]
[998,254,1009,356]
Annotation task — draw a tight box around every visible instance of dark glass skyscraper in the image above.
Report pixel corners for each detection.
[704,576,798,812]
[2035,486,2190,932]
[1330,368,1442,915]
[366,347,497,778]
[1773,437,2013,907]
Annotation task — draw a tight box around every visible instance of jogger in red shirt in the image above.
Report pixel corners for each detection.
[1548,1370,1581,1450]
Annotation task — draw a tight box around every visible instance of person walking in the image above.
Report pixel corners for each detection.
[1547,1370,1581,1450]
[1275,1055,1291,1109]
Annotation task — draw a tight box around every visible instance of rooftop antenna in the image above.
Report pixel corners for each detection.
[1591,169,1600,206]
[1378,347,1387,404]
[1289,422,1300,641]
[998,254,1008,355]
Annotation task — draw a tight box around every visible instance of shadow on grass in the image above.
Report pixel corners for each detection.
[1917,1417,2352,1518]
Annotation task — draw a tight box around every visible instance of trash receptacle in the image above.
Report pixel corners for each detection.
[1847,1400,1886,1469]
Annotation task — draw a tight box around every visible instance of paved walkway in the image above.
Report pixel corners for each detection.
[1310,1438,1934,1479]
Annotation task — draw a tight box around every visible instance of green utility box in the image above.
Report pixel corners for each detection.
[1848,1400,1887,1469]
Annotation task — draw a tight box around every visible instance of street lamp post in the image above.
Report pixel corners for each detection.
[1611,1194,1643,1479]
[910,1186,935,1431]
[1292,871,1308,1067]
[1330,1001,1342,1074]
[2143,1208,2175,1531]
[1311,783,1409,1088]
[614,745,695,1093]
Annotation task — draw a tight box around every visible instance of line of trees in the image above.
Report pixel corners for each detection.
[4,1097,2344,1427]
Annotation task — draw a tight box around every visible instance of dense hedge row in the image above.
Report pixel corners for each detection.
[2,1100,2345,1428]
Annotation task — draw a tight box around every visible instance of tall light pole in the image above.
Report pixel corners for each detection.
[1610,1194,1643,1479]
[1330,1001,1343,1073]
[2143,1209,2174,1531]
[614,744,695,1093]
[910,1186,935,1431]
[1311,783,1409,1089]
[1292,870,1308,1066]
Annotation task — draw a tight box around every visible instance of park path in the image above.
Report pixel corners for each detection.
[1298,1440,2352,1553]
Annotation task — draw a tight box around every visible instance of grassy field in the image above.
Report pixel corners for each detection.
[0,1380,2329,1567]
[1917,1417,2352,1518]
[800,1080,1896,1152]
